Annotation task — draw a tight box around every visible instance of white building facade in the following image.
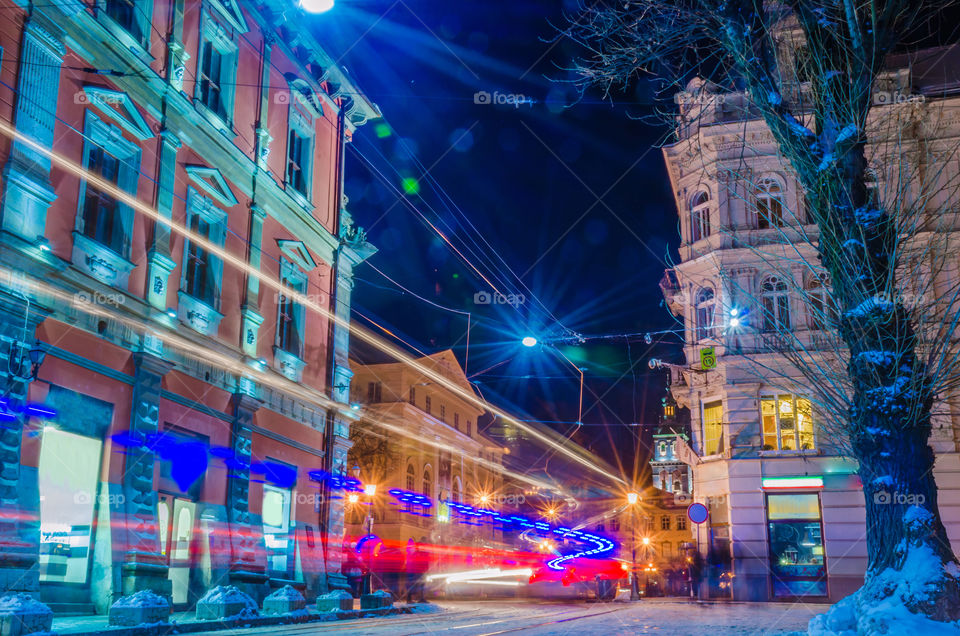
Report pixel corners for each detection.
[659,47,960,602]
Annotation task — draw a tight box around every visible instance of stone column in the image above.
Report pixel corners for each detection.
[0,291,53,635]
[226,392,268,599]
[321,208,376,592]
[1,14,64,241]
[146,130,180,313]
[117,353,173,602]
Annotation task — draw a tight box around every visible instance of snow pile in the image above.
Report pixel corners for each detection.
[845,295,894,319]
[198,585,256,608]
[809,507,960,634]
[265,585,304,601]
[196,585,259,620]
[0,594,51,615]
[853,205,884,227]
[262,585,306,615]
[836,124,859,146]
[111,590,168,609]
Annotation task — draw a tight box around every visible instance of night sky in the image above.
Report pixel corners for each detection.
[312,1,681,476]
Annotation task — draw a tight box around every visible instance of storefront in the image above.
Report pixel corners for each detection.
[763,479,827,598]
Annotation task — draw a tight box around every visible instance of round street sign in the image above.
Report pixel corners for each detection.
[687,502,709,525]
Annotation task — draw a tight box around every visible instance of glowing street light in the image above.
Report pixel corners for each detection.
[627,492,640,505]
[347,493,359,504]
[521,336,538,348]
[642,536,651,546]
[300,0,334,12]
[364,484,377,497]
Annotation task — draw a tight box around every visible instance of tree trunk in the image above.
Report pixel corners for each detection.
[815,139,960,622]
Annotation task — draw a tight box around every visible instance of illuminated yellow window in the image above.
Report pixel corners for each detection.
[702,401,723,455]
[760,394,815,451]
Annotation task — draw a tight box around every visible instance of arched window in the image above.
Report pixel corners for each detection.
[690,191,711,242]
[806,275,832,330]
[659,469,668,489]
[672,470,682,492]
[695,288,716,341]
[756,177,785,228]
[761,277,791,332]
[422,469,432,499]
[406,464,415,491]
[658,441,667,458]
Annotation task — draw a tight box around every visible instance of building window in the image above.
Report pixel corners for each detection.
[766,493,826,597]
[610,517,620,532]
[806,275,833,331]
[182,189,226,309]
[366,382,382,403]
[77,113,138,259]
[440,404,446,423]
[660,515,671,531]
[761,277,791,332]
[276,260,307,358]
[677,515,687,531]
[454,413,460,431]
[695,288,716,341]
[409,387,416,405]
[422,469,432,499]
[81,146,124,254]
[657,441,667,458]
[756,177,785,228]
[702,400,723,455]
[425,396,432,415]
[103,0,150,46]
[286,128,312,198]
[690,191,711,242]
[263,484,293,578]
[196,17,238,122]
[761,394,815,450]
[662,541,673,559]
[406,464,415,491]
[596,522,605,532]
[466,420,472,436]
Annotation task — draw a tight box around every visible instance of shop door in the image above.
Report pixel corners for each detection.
[158,494,197,605]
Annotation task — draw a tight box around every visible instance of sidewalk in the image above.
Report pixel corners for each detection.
[50,602,435,636]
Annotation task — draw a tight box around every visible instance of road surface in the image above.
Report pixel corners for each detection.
[209,599,829,635]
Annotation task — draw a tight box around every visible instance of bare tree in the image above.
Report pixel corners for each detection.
[565,0,960,629]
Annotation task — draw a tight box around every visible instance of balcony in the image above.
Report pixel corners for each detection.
[660,269,684,316]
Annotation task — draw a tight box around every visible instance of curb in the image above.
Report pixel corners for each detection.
[57,605,421,636]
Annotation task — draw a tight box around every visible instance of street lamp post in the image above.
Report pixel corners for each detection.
[641,536,651,596]
[627,492,640,601]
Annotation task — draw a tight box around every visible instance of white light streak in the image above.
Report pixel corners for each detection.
[0,119,626,488]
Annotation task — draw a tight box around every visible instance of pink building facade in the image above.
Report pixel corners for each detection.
[0,0,378,622]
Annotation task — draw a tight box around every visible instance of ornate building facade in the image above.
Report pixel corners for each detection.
[0,0,378,622]
[660,44,960,603]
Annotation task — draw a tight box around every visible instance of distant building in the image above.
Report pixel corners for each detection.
[650,392,693,497]
[346,351,508,552]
